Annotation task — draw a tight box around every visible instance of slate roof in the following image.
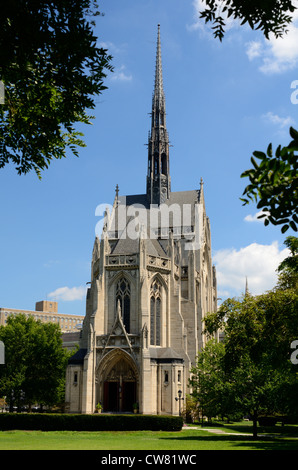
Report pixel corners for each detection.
[149,347,184,362]
[110,190,200,256]
[112,233,167,257]
[68,348,87,365]
[121,189,200,212]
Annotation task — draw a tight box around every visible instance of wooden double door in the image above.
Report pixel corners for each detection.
[104,380,136,412]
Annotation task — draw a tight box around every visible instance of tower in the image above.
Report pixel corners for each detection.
[146,24,171,205]
[65,25,217,416]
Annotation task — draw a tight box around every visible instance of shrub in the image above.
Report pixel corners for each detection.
[0,413,183,432]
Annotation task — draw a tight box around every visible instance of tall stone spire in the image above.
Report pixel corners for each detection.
[245,276,250,297]
[153,24,165,121]
[146,24,171,205]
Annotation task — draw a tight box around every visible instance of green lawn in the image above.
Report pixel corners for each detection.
[1,422,298,450]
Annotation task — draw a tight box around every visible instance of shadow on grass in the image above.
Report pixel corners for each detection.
[160,433,298,450]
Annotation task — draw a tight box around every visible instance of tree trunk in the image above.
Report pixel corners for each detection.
[252,411,258,438]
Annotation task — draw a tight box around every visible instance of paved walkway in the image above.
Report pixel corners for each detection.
[182,424,298,439]
[182,425,251,435]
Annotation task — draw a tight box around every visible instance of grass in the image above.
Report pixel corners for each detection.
[1,421,298,450]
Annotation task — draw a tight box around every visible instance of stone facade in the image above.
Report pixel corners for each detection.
[65,25,217,415]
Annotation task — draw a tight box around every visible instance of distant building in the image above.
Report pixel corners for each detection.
[35,300,58,314]
[61,331,81,351]
[0,300,84,335]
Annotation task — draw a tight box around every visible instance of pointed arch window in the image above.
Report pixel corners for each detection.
[116,278,131,333]
[150,279,161,346]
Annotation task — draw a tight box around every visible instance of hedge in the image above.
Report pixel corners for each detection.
[0,413,183,432]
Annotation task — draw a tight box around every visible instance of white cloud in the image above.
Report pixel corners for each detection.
[190,0,298,74]
[98,42,132,82]
[48,286,87,302]
[188,0,237,34]
[262,111,294,128]
[246,41,263,60]
[214,241,289,299]
[245,4,298,74]
[244,211,270,223]
[98,41,122,54]
[187,0,207,33]
[111,65,132,82]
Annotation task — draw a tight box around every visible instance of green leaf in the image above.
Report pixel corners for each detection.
[253,151,266,160]
[289,126,298,140]
[267,143,273,157]
[257,198,269,209]
[257,212,268,219]
[250,156,259,169]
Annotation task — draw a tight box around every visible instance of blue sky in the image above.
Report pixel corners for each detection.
[1,0,297,315]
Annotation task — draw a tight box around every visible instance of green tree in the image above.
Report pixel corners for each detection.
[230,354,287,438]
[0,314,70,410]
[276,236,298,290]
[202,288,298,437]
[206,291,298,375]
[0,0,113,178]
[23,321,70,408]
[198,0,296,41]
[189,340,239,422]
[240,129,298,233]
[278,236,298,271]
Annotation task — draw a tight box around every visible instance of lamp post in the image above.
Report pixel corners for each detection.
[175,389,184,416]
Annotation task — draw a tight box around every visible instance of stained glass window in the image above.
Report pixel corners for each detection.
[150,279,161,346]
[116,278,131,333]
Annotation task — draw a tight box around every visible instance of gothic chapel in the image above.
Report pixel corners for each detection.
[65,26,217,415]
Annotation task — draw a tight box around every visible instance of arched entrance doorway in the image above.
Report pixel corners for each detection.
[97,349,138,413]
